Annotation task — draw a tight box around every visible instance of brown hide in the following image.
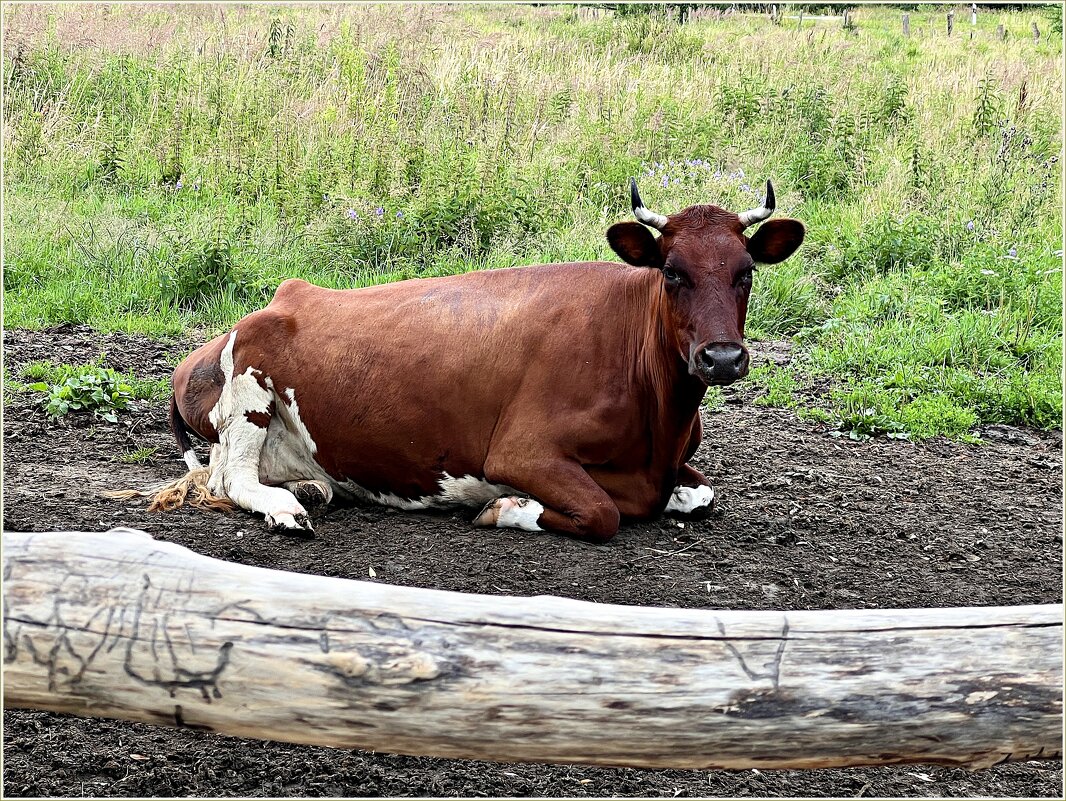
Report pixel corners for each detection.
[173,264,707,531]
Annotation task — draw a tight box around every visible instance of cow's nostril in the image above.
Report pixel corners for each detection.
[700,343,748,381]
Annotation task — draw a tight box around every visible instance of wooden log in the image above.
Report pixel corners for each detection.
[3,529,1062,771]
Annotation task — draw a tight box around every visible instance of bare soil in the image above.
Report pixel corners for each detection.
[2,326,1062,798]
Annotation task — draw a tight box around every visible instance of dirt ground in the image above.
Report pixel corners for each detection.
[2,325,1063,798]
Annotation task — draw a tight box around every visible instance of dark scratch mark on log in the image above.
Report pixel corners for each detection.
[715,615,790,689]
[70,605,115,684]
[174,704,214,731]
[124,640,233,701]
[212,601,268,623]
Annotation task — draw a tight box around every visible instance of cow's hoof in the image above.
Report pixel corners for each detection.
[664,485,715,518]
[292,480,330,510]
[266,512,315,537]
[473,496,544,532]
[474,498,503,527]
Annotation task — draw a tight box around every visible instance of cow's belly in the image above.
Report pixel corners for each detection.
[257,399,518,511]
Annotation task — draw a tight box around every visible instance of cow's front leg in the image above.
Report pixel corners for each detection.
[664,463,715,517]
[474,457,621,544]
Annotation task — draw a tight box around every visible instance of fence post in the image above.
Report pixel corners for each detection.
[1032,21,1041,41]
[971,3,978,26]
[903,13,910,37]
[997,23,1006,41]
[947,11,954,36]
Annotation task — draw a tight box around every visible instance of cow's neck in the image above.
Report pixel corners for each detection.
[629,270,707,435]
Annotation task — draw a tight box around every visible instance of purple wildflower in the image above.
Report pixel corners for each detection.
[175,179,183,190]
[966,220,975,232]
[396,211,404,219]
[739,183,751,192]
[1007,246,1017,258]
[346,208,357,220]
[375,207,384,217]
[661,175,669,187]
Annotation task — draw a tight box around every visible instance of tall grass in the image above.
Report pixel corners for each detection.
[3,3,1062,438]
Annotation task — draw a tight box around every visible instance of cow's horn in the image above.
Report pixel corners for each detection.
[630,178,668,230]
[738,180,776,228]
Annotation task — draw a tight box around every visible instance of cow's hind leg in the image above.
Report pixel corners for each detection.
[206,344,310,532]
[474,456,621,544]
[208,420,311,532]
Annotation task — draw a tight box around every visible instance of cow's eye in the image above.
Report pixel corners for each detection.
[662,268,682,284]
[735,267,755,289]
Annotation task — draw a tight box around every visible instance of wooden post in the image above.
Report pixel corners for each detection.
[947,11,954,36]
[902,13,910,37]
[1032,21,1041,41]
[798,10,803,29]
[997,23,1006,40]
[971,3,977,25]
[842,9,849,30]
[3,529,1063,771]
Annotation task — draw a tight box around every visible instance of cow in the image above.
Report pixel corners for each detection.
[133,179,804,543]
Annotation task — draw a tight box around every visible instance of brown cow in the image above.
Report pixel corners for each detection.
[147,179,804,542]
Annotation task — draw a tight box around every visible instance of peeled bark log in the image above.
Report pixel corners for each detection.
[3,529,1062,771]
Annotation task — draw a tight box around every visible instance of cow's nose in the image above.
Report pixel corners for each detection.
[699,343,749,384]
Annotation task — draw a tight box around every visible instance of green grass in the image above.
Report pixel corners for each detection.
[118,445,159,465]
[3,4,1062,440]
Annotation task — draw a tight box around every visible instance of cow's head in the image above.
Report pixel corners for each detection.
[607,178,805,386]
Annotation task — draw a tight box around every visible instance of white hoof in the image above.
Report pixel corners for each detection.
[474,496,544,531]
[665,484,715,515]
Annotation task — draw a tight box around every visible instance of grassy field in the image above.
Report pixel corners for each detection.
[3,3,1062,439]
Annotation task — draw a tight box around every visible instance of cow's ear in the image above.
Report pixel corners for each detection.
[747,219,805,264]
[607,222,663,268]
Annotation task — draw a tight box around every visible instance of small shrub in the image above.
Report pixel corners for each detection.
[971,74,1003,139]
[28,366,134,422]
[828,405,909,442]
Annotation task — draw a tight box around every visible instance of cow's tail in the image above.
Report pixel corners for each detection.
[169,393,199,468]
[103,395,233,513]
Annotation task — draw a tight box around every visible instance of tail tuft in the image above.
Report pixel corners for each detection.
[104,468,234,514]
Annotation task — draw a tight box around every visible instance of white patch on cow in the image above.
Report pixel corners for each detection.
[665,484,715,514]
[259,385,328,488]
[339,480,431,511]
[495,497,544,532]
[183,449,201,470]
[204,331,308,529]
[437,473,517,505]
[338,472,517,512]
